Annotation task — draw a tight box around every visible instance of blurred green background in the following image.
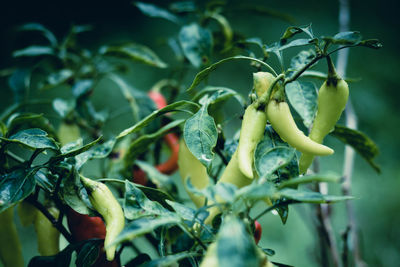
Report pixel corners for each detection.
[0,0,399,266]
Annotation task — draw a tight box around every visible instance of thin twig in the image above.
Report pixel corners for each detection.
[312,159,342,267]
[337,0,366,266]
[26,196,74,243]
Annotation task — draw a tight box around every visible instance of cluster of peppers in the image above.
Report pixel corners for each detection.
[0,58,348,267]
[179,59,349,266]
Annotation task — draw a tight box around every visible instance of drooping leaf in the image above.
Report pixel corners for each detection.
[183,96,218,170]
[99,43,167,68]
[134,2,180,24]
[0,168,37,212]
[1,128,58,150]
[285,81,318,128]
[178,23,213,68]
[330,125,380,173]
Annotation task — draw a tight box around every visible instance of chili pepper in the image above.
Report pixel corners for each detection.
[156,132,179,175]
[130,90,180,185]
[17,200,37,227]
[34,207,60,256]
[253,220,262,244]
[0,207,24,267]
[178,138,210,208]
[57,122,81,146]
[237,102,268,179]
[266,99,334,156]
[299,59,349,174]
[80,176,125,261]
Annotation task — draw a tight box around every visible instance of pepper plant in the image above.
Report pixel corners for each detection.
[0,1,382,267]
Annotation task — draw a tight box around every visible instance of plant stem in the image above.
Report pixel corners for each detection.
[27,196,74,243]
[284,54,324,85]
[312,159,342,267]
[336,0,366,266]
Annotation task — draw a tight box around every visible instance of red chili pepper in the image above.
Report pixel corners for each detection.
[148,91,167,109]
[129,91,180,181]
[132,166,148,186]
[67,208,120,266]
[156,132,180,175]
[253,220,262,244]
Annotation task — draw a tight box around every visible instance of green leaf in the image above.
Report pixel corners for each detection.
[1,128,58,150]
[74,138,116,170]
[216,216,261,267]
[56,136,102,159]
[278,172,341,189]
[330,125,380,173]
[38,69,73,89]
[111,216,180,246]
[289,49,316,73]
[75,240,101,267]
[165,200,197,222]
[13,46,55,57]
[272,38,315,51]
[323,31,362,46]
[0,168,37,212]
[124,119,184,165]
[183,96,218,170]
[6,113,57,138]
[124,181,170,220]
[187,55,276,91]
[235,182,276,201]
[358,39,383,49]
[280,24,314,41]
[285,81,318,128]
[59,167,92,215]
[135,160,176,193]
[134,2,180,24]
[191,86,245,106]
[117,100,199,139]
[254,146,296,179]
[18,23,58,47]
[72,80,94,98]
[178,23,213,68]
[99,43,167,68]
[279,188,353,203]
[52,98,75,118]
[134,184,174,210]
